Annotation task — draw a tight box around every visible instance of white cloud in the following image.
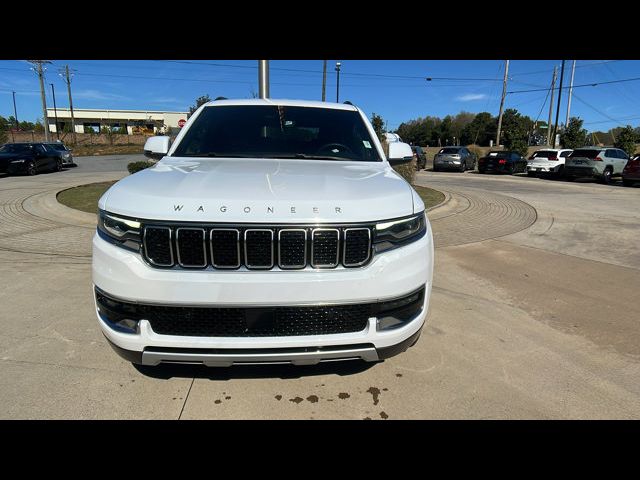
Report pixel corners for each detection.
[73,89,130,101]
[456,93,487,102]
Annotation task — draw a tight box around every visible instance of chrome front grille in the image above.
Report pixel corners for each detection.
[142,223,373,270]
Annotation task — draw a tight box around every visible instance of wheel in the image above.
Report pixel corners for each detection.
[527,171,537,177]
[26,161,37,176]
[478,169,485,174]
[54,160,62,172]
[509,164,516,175]
[459,160,466,172]
[622,179,634,187]
[433,166,439,172]
[601,168,612,184]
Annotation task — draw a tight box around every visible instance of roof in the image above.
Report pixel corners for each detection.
[202,98,359,111]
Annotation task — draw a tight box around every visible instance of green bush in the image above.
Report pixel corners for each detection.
[392,161,416,184]
[127,160,155,174]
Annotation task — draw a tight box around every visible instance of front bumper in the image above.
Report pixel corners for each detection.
[92,229,433,365]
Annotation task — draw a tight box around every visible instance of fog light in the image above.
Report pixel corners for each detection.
[95,288,141,334]
[375,287,425,331]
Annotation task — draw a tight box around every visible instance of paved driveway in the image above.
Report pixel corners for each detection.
[1,157,639,419]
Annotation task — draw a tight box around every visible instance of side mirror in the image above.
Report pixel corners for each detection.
[387,142,414,166]
[144,136,171,160]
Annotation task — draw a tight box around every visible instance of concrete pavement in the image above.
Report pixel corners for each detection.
[1,156,639,418]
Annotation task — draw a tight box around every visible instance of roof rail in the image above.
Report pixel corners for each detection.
[343,101,353,105]
[214,96,228,101]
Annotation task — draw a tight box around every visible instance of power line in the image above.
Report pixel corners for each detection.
[508,75,640,94]
[510,60,623,77]
[570,92,625,127]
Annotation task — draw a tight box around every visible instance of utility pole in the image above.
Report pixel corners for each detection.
[50,83,60,140]
[258,60,270,99]
[565,60,576,126]
[495,60,509,148]
[335,62,341,102]
[12,91,19,130]
[321,60,327,102]
[552,60,566,148]
[547,66,557,145]
[29,60,52,142]
[59,65,77,144]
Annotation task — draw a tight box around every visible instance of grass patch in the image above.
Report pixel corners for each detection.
[413,184,445,210]
[70,144,143,157]
[57,181,117,214]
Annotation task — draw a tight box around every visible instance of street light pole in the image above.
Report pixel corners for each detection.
[50,83,60,140]
[335,62,341,102]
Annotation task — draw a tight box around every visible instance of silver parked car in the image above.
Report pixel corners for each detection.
[564,147,629,184]
[433,146,476,172]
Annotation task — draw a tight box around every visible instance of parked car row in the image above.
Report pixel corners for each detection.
[425,144,639,186]
[0,142,75,176]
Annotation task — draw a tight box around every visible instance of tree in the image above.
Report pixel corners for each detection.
[500,108,529,156]
[461,112,496,146]
[188,94,212,117]
[370,113,385,142]
[560,117,588,149]
[614,125,638,157]
[450,112,475,145]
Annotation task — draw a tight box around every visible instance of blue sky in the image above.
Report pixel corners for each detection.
[1,59,639,132]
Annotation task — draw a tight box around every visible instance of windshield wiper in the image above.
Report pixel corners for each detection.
[262,154,352,161]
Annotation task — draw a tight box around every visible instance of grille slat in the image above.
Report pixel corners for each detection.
[210,229,240,268]
[142,224,373,270]
[244,229,274,268]
[143,227,173,266]
[311,229,340,268]
[343,228,371,266]
[176,228,207,267]
[278,229,307,269]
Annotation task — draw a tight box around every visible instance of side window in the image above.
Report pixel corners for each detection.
[560,151,570,157]
[618,150,628,159]
[605,149,615,158]
[35,144,46,154]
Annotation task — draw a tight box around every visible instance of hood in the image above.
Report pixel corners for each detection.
[102,157,416,223]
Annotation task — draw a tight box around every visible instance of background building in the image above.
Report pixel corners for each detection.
[45,108,188,135]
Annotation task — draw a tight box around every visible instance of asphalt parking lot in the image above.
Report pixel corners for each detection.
[1,155,639,419]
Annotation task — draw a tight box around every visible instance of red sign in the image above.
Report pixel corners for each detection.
[178,119,186,128]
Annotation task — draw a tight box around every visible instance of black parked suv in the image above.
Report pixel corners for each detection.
[412,145,427,170]
[0,143,65,176]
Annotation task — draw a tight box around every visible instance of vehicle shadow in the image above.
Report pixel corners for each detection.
[132,359,378,380]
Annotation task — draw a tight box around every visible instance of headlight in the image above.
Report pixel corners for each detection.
[97,210,141,252]
[373,212,427,253]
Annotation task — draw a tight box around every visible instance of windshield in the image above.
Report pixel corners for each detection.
[531,150,556,158]
[0,144,33,154]
[439,148,461,154]
[172,105,382,161]
[47,144,67,151]
[570,149,601,159]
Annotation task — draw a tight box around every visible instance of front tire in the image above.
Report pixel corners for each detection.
[601,168,612,185]
[527,170,537,177]
[459,161,466,172]
[623,179,634,187]
[27,161,37,176]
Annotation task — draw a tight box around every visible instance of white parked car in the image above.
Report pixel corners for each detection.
[526,148,573,176]
[564,147,630,184]
[93,99,434,367]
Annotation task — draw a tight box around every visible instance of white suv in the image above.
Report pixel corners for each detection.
[564,147,630,184]
[526,148,573,176]
[92,99,434,367]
